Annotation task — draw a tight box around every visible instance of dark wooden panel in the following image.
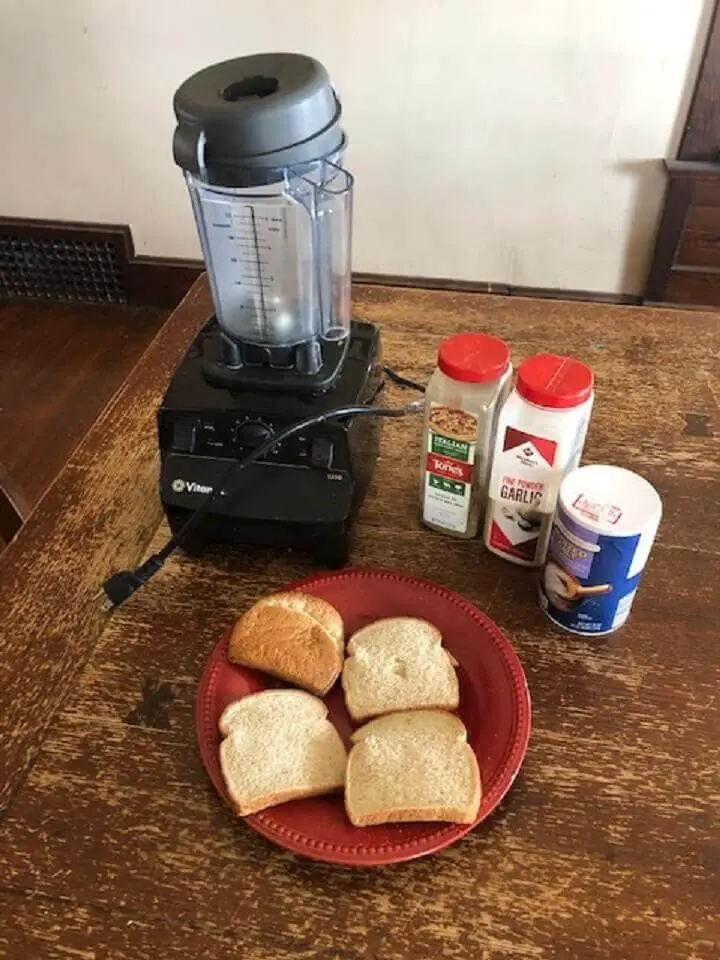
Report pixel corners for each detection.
[664,265,720,305]
[683,203,720,231]
[644,0,720,304]
[644,163,720,303]
[643,175,694,302]
[679,0,720,160]
[690,174,720,205]
[676,203,720,266]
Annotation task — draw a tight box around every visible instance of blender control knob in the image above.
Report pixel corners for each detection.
[235,421,274,448]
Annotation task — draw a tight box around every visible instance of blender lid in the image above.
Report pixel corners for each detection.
[173,52,345,186]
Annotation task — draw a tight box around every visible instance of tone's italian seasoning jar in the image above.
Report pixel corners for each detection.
[421,333,512,539]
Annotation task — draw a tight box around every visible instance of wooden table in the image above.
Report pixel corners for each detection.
[1,278,718,960]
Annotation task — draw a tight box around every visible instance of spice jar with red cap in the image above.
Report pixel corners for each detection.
[421,333,512,538]
[484,353,594,567]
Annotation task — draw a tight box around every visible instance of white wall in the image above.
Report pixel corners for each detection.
[0,0,709,294]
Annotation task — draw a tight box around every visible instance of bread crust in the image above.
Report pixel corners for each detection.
[223,774,344,817]
[346,802,478,827]
[350,709,467,743]
[219,689,326,737]
[346,616,441,655]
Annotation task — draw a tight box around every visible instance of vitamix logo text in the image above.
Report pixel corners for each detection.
[171,478,213,495]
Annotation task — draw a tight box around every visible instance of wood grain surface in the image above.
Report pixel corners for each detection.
[0,282,207,810]
[0,299,169,509]
[0,278,718,960]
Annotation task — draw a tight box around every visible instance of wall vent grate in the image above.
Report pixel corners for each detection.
[0,227,128,304]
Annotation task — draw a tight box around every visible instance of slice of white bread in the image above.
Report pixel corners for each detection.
[345,710,481,827]
[219,690,347,816]
[228,592,344,696]
[341,617,459,721]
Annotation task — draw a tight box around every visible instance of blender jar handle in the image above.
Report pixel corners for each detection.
[317,161,354,342]
[173,124,207,178]
[283,160,354,343]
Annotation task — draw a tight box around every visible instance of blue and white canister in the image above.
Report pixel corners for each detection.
[540,465,662,636]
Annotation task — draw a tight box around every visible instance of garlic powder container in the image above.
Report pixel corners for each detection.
[484,354,594,566]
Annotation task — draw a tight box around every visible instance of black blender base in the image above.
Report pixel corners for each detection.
[157,319,383,566]
[166,508,351,567]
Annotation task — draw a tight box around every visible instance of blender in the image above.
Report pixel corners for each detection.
[157,53,383,565]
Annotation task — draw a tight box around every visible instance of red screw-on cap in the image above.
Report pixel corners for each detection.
[516,354,593,409]
[437,333,511,384]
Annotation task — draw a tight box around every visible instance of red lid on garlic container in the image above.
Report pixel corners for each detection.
[437,333,511,383]
[516,354,593,409]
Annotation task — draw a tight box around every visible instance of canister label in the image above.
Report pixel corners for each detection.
[422,403,478,534]
[540,502,646,634]
[486,427,558,563]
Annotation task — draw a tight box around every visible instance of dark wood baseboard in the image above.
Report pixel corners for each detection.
[352,272,642,305]
[1,216,647,311]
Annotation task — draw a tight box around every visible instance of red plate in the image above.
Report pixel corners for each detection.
[196,568,531,867]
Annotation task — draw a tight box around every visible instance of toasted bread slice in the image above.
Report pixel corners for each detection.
[345,710,481,827]
[256,592,344,658]
[219,690,347,816]
[228,593,344,695]
[341,617,459,721]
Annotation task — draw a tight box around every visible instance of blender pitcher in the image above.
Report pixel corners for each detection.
[173,53,353,382]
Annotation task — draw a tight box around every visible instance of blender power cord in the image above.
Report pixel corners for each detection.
[382,365,426,393]
[99,371,425,610]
